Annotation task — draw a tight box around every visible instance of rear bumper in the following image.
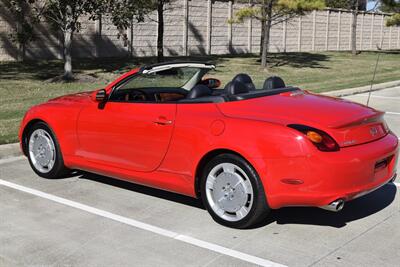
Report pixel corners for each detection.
[255,132,399,209]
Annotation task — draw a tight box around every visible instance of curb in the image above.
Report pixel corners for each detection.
[1,80,399,160]
[0,143,22,161]
[322,80,400,97]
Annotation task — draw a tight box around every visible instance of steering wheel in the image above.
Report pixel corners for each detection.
[125,89,147,102]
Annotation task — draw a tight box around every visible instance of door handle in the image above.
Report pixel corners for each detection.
[154,116,173,126]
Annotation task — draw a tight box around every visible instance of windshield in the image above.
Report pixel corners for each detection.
[117,67,203,91]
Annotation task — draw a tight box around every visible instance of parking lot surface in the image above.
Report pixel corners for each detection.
[0,87,399,267]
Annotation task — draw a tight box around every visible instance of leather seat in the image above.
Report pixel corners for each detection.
[186,84,212,99]
[232,74,256,91]
[224,81,249,95]
[263,76,286,90]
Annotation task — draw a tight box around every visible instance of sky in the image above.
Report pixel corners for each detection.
[367,1,378,11]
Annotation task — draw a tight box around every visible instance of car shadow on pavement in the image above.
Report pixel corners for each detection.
[257,183,397,228]
[78,171,205,209]
[77,171,396,229]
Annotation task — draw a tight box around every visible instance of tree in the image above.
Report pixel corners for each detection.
[36,0,149,80]
[325,0,366,10]
[380,0,400,26]
[103,0,172,62]
[37,0,102,80]
[103,0,149,30]
[145,0,172,63]
[4,0,39,61]
[136,0,172,63]
[350,1,359,55]
[325,1,365,55]
[156,1,166,62]
[232,0,325,68]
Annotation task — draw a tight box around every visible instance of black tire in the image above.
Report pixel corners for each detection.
[200,153,270,229]
[26,122,69,179]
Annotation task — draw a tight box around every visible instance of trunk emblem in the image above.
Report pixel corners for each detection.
[370,127,378,136]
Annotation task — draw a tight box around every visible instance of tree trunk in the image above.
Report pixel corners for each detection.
[261,1,272,68]
[63,29,73,80]
[157,0,164,63]
[15,20,25,61]
[351,0,359,55]
[259,0,266,57]
[17,42,26,62]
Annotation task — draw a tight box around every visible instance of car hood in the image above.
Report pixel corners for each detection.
[218,90,387,147]
[48,91,94,104]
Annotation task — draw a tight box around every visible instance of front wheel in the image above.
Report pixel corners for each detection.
[200,153,270,228]
[27,122,69,179]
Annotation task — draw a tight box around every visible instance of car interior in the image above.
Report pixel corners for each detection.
[181,74,300,103]
[109,68,299,104]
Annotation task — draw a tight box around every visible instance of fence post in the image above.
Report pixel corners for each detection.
[360,12,364,50]
[228,1,233,50]
[337,11,341,50]
[283,19,287,53]
[207,0,212,55]
[248,18,253,53]
[398,27,400,48]
[312,10,316,51]
[183,0,189,56]
[325,10,330,51]
[298,16,302,51]
[370,13,375,49]
[380,15,384,48]
[349,12,353,50]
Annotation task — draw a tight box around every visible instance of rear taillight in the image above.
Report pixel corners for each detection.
[288,124,340,152]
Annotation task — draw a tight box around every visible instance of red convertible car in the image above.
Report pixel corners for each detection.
[19,62,398,228]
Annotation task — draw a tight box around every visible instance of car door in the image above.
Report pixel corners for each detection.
[76,66,206,172]
[76,100,176,172]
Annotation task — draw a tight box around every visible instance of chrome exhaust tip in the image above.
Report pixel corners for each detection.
[320,199,345,212]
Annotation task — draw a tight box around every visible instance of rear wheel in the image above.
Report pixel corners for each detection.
[27,122,69,179]
[200,153,270,228]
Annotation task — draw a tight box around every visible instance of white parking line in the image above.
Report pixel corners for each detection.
[0,179,285,267]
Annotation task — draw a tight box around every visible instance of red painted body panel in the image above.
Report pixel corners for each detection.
[19,70,399,209]
[76,101,176,172]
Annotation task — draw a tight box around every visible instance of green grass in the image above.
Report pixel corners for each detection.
[1,51,400,145]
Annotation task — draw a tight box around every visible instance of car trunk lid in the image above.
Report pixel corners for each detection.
[217,90,389,148]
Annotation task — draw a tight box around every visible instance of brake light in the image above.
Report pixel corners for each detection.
[289,124,340,152]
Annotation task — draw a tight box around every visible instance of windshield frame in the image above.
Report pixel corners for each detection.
[106,63,215,103]
[111,64,215,93]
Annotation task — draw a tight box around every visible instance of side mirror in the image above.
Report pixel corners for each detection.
[202,78,221,89]
[92,89,107,102]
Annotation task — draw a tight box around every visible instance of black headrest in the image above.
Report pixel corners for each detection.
[263,76,286,90]
[186,84,212,99]
[232,73,256,91]
[225,81,249,95]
